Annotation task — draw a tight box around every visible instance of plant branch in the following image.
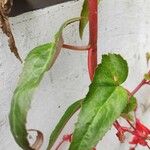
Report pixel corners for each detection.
[131,70,150,96]
[55,140,64,150]
[88,0,98,80]
[126,120,136,130]
[87,0,127,140]
[55,134,72,150]
[146,143,150,149]
[63,44,90,51]
[131,79,147,96]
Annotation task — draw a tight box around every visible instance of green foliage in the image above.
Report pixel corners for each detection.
[6,0,144,148]
[79,0,100,38]
[69,54,129,150]
[9,18,80,150]
[47,99,83,150]
[93,54,128,85]
[79,0,88,39]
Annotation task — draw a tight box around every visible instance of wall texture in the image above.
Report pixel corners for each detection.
[0,0,150,150]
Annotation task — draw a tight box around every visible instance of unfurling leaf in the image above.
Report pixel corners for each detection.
[146,52,150,66]
[28,129,44,150]
[121,96,137,121]
[9,18,80,150]
[122,96,137,114]
[121,113,134,121]
[144,73,150,81]
[69,54,129,150]
[47,99,83,150]
[79,0,100,38]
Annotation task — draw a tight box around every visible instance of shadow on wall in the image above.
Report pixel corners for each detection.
[10,0,76,16]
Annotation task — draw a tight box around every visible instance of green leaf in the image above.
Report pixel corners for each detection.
[69,54,129,150]
[93,54,128,85]
[9,17,80,150]
[47,99,83,150]
[79,0,100,38]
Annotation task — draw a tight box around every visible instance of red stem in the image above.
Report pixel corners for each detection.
[88,0,98,80]
[131,70,150,96]
[131,79,146,96]
[146,143,150,149]
[126,120,136,130]
[55,140,64,150]
[113,121,134,134]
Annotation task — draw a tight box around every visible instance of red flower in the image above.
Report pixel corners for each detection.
[129,135,147,146]
[114,122,131,143]
[129,119,150,147]
[63,134,72,143]
[135,119,150,137]
[115,119,150,149]
[116,128,126,143]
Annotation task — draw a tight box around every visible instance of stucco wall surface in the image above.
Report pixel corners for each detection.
[0,0,150,150]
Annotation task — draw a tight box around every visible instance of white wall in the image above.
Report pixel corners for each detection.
[0,0,150,150]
